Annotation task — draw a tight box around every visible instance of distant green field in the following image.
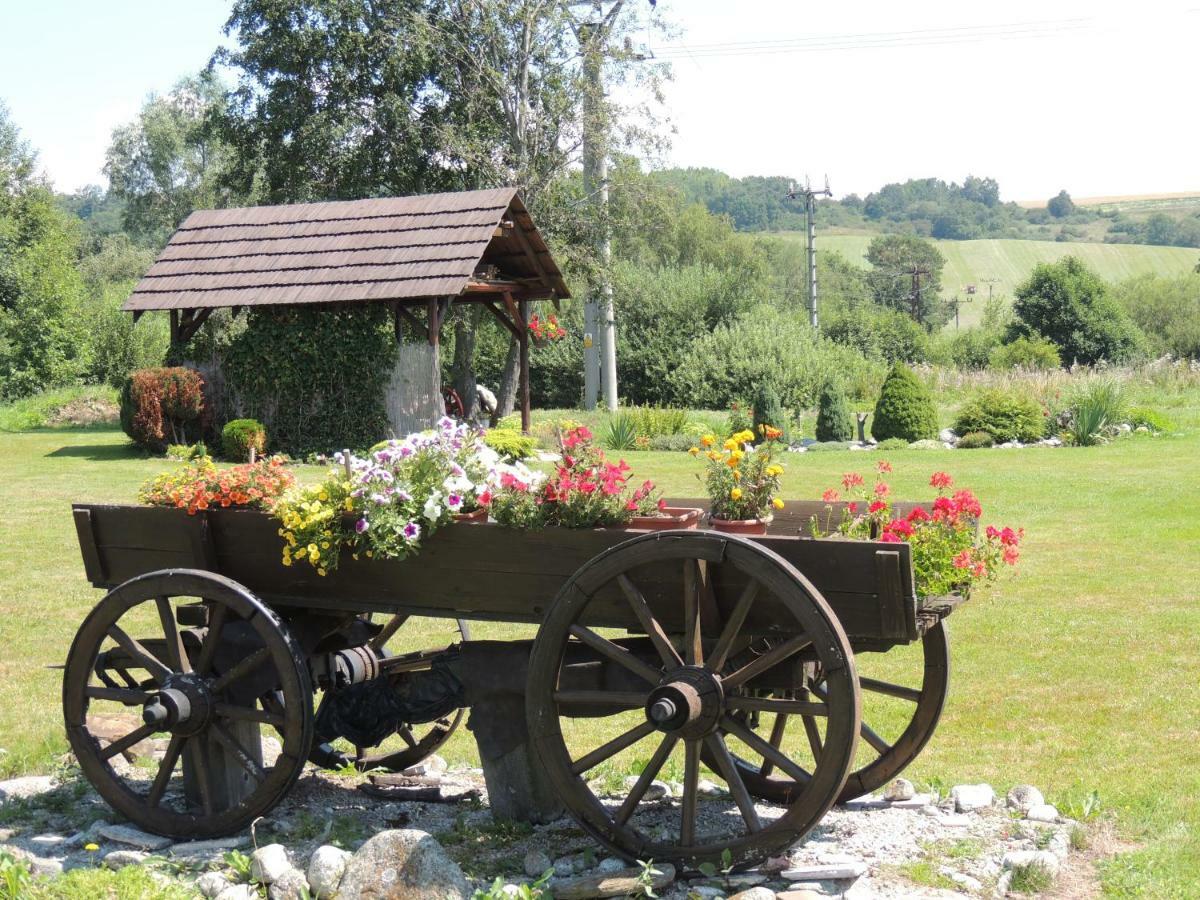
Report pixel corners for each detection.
[793,233,1200,328]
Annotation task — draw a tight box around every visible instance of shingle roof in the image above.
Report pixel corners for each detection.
[123,187,568,311]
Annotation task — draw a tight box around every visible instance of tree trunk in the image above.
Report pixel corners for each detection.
[451,306,483,419]
[493,335,520,425]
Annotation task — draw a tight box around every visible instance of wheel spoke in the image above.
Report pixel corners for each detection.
[155,596,191,674]
[705,580,759,672]
[397,726,418,749]
[683,560,702,666]
[552,690,649,711]
[369,614,410,652]
[146,734,185,807]
[759,712,790,777]
[614,733,678,825]
[722,634,812,690]
[186,740,214,816]
[860,676,922,703]
[616,575,683,670]
[85,686,151,705]
[568,626,663,685]
[704,733,761,833]
[193,602,228,676]
[799,687,824,760]
[725,695,828,716]
[210,648,269,694]
[720,715,812,785]
[215,703,284,729]
[860,721,892,755]
[571,720,657,775]
[106,625,172,685]
[99,722,158,761]
[211,722,265,783]
[680,739,699,847]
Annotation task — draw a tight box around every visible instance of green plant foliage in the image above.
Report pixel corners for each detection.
[604,411,638,451]
[751,381,788,442]
[84,283,169,388]
[625,404,691,438]
[989,334,1062,370]
[806,440,850,451]
[0,850,32,900]
[1067,379,1126,446]
[221,418,266,460]
[647,433,695,451]
[1011,256,1144,365]
[815,380,853,442]
[865,234,950,329]
[119,367,206,450]
[953,389,1045,443]
[871,363,937,442]
[825,302,930,364]
[482,428,535,462]
[221,306,396,456]
[1127,406,1172,432]
[955,430,995,449]
[1112,271,1200,360]
[875,437,909,450]
[1008,861,1055,893]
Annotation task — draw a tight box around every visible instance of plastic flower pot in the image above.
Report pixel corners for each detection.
[627,506,704,532]
[708,515,772,536]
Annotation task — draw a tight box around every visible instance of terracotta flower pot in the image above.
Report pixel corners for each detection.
[708,515,772,536]
[452,507,488,523]
[627,506,704,532]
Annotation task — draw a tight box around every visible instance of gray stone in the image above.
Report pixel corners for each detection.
[907,439,944,450]
[170,835,250,857]
[0,776,56,803]
[523,848,553,878]
[596,857,626,874]
[28,856,63,877]
[689,887,724,898]
[995,871,1012,896]
[30,833,67,849]
[697,778,725,797]
[268,867,310,900]
[1048,830,1072,860]
[939,866,982,891]
[882,778,915,802]
[780,861,867,881]
[338,829,471,899]
[939,428,958,443]
[886,793,934,809]
[622,774,670,801]
[1005,784,1044,813]
[1003,849,1060,878]
[97,823,174,851]
[402,754,448,777]
[1118,423,1132,433]
[729,889,777,900]
[550,864,675,899]
[250,844,292,885]
[102,849,149,870]
[553,855,575,877]
[195,871,231,899]
[1135,425,1150,433]
[776,891,824,900]
[950,783,995,812]
[1025,803,1059,823]
[215,885,258,900]
[307,844,352,898]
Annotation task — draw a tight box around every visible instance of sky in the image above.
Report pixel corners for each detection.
[2,0,1197,203]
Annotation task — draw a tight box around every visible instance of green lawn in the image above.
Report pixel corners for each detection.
[2,417,1199,895]
[787,233,1200,328]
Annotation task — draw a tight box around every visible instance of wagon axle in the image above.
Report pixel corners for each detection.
[140,676,212,736]
[646,666,723,739]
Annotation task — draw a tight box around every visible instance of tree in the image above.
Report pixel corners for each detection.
[870,363,937,442]
[865,234,949,329]
[961,175,1000,207]
[104,75,235,245]
[815,380,853,442]
[1010,256,1143,365]
[1047,190,1075,218]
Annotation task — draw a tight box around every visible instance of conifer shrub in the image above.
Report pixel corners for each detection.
[870,364,937,442]
[752,382,788,442]
[956,430,995,449]
[815,380,854,442]
[953,389,1044,443]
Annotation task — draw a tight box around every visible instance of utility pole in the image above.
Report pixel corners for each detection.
[787,177,832,330]
[907,265,931,326]
[981,276,1000,302]
[569,1,626,411]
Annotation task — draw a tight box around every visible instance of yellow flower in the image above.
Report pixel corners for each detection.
[295,546,307,559]
[772,497,785,510]
[736,429,755,443]
[723,438,738,451]
[766,464,783,477]
[701,435,714,447]
[689,447,700,456]
[321,541,330,549]
[282,555,293,567]
[317,567,327,577]
[732,469,741,481]
[706,450,721,461]
[730,487,743,501]
[318,491,329,501]
[84,843,99,853]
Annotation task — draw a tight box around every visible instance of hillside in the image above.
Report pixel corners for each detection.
[793,233,1200,328]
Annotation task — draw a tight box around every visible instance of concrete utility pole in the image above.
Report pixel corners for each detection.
[787,177,832,330]
[570,1,626,411]
[907,265,932,326]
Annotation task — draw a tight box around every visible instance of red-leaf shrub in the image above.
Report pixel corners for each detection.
[120,367,207,450]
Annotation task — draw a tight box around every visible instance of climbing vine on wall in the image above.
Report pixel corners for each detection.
[221,306,397,456]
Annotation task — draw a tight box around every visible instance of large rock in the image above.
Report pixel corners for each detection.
[215,885,258,900]
[170,835,250,858]
[728,889,777,900]
[1003,849,1060,878]
[950,783,995,812]
[1026,803,1060,823]
[308,844,353,899]
[250,844,293,885]
[780,861,867,880]
[1005,784,1044,813]
[0,775,56,803]
[550,863,675,899]
[268,868,310,900]
[882,778,915,802]
[337,829,470,899]
[97,823,174,851]
[102,849,149,870]
[195,871,231,899]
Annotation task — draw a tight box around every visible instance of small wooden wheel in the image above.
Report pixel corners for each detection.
[723,620,950,804]
[63,570,312,838]
[527,531,861,871]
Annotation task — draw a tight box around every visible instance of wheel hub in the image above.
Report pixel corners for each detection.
[645,666,724,739]
[143,674,213,736]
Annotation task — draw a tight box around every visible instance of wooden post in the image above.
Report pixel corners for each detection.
[169,310,180,346]
[518,299,531,434]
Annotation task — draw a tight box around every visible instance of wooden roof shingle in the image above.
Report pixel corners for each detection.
[123,187,568,312]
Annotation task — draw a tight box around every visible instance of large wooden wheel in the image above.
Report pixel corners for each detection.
[722,620,950,804]
[527,531,861,871]
[63,570,312,838]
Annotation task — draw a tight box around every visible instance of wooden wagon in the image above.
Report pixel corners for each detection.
[66,500,961,870]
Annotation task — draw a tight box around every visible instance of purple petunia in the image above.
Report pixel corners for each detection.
[355,518,369,533]
[403,521,421,540]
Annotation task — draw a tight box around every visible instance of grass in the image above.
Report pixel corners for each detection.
[785,232,1200,328]
[2,384,1200,896]
[0,384,118,433]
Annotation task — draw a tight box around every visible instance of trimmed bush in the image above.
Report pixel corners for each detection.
[953,389,1044,443]
[870,364,937,443]
[815,381,853,442]
[956,431,995,449]
[120,367,206,451]
[648,433,696,452]
[222,418,267,461]
[990,335,1061,371]
[483,428,535,462]
[1127,406,1172,433]
[752,382,788,442]
[806,441,851,452]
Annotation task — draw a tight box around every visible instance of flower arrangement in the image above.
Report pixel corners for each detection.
[139,456,294,515]
[489,426,663,528]
[813,462,1022,598]
[528,313,565,343]
[690,427,785,526]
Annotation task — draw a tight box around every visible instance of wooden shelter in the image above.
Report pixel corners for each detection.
[124,187,569,432]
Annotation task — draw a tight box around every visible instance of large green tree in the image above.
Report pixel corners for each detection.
[865,234,949,329]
